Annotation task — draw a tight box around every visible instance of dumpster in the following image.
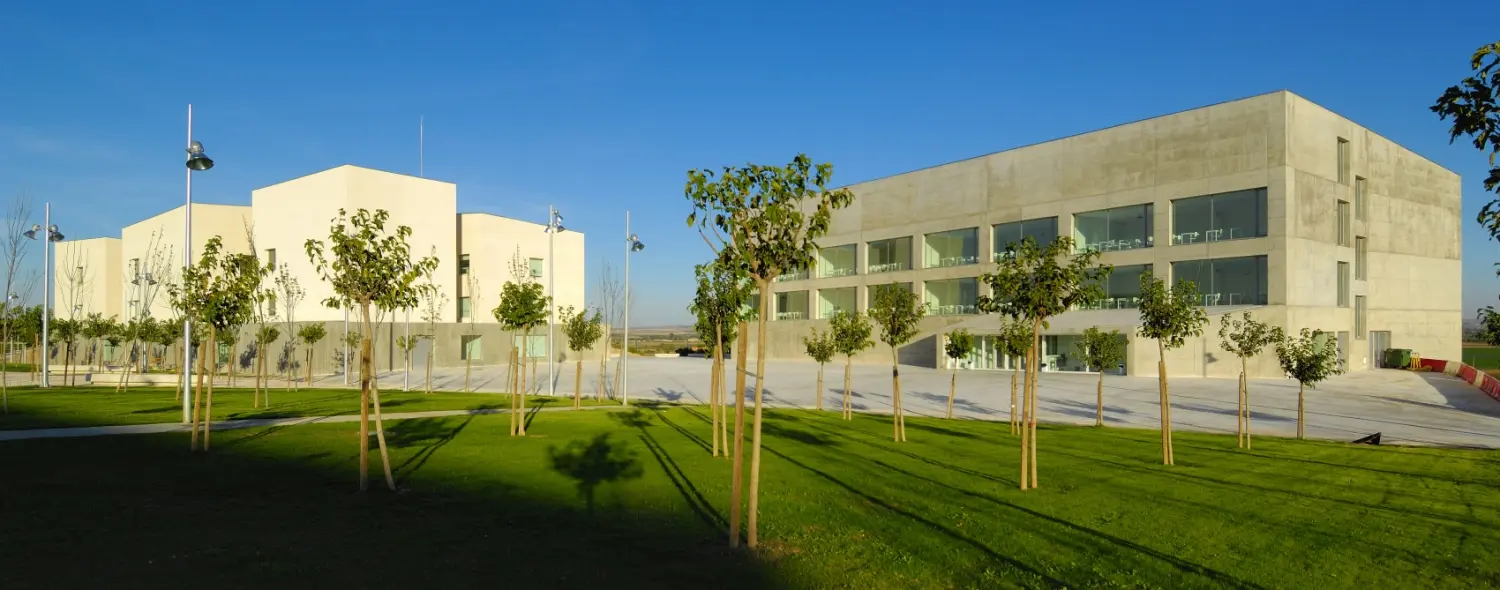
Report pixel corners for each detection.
[1383,348,1411,370]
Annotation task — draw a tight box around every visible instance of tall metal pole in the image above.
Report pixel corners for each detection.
[404,307,410,392]
[40,203,51,389]
[547,205,556,397]
[181,105,194,422]
[622,210,631,406]
[343,306,349,386]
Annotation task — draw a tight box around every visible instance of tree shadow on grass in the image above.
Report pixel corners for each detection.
[548,432,644,516]
[524,398,554,431]
[908,390,998,416]
[385,416,477,485]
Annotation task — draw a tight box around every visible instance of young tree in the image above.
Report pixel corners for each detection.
[254,325,280,407]
[216,324,240,387]
[417,254,447,394]
[306,208,439,492]
[2,192,33,408]
[494,279,549,436]
[170,235,258,451]
[996,318,1032,435]
[942,328,975,419]
[596,261,622,399]
[1218,312,1283,448]
[81,312,110,373]
[274,264,305,391]
[869,284,925,441]
[1136,272,1207,466]
[297,323,327,387]
[803,327,836,412]
[828,309,872,421]
[688,260,752,457]
[977,236,1108,490]
[464,269,481,392]
[50,317,79,387]
[1077,327,1127,427]
[1434,42,1500,241]
[686,153,854,549]
[1275,328,1344,439]
[559,305,603,410]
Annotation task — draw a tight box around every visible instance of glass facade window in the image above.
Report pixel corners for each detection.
[459,253,470,275]
[775,290,809,321]
[1338,262,1350,307]
[867,282,912,309]
[923,278,978,315]
[460,335,481,361]
[774,267,810,282]
[1171,188,1268,244]
[1337,138,1350,185]
[459,296,472,320]
[818,244,857,278]
[1355,296,1367,339]
[818,287,856,318]
[1170,256,1269,306]
[867,237,912,274]
[1355,177,1367,221]
[265,248,277,267]
[1337,201,1351,246]
[1074,204,1153,252]
[1079,264,1152,310]
[923,228,979,268]
[513,334,546,358]
[1355,237,1367,280]
[992,217,1059,259]
[529,257,544,278]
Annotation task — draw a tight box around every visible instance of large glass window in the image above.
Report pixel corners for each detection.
[1337,201,1351,246]
[529,257,544,278]
[1355,237,1367,280]
[1355,177,1367,221]
[923,228,979,268]
[1355,296,1367,339]
[459,253,471,275]
[1170,256,1269,306]
[1338,262,1350,307]
[1337,138,1350,185]
[867,237,912,274]
[774,267,810,282]
[924,278,978,315]
[992,217,1058,259]
[459,297,472,320]
[818,244,857,278]
[775,291,809,321]
[1171,188,1268,244]
[818,287,856,318]
[513,334,546,358]
[867,282,912,309]
[1074,204,1153,252]
[460,335,482,361]
[1080,264,1152,310]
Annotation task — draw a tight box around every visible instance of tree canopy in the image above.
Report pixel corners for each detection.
[804,328,836,365]
[828,309,873,360]
[869,284,925,349]
[1433,42,1500,236]
[944,329,975,362]
[560,305,604,353]
[1136,273,1208,351]
[1077,327,1126,372]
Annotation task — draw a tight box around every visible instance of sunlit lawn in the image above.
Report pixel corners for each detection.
[1,404,1497,588]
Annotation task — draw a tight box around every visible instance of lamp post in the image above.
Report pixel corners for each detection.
[622,212,644,406]
[182,104,215,423]
[23,204,65,388]
[544,206,565,396]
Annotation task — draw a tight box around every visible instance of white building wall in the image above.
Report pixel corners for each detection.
[458,213,587,323]
[52,237,121,320]
[118,203,251,322]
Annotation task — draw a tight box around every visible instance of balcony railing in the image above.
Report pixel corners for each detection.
[820,267,857,278]
[774,271,810,282]
[930,255,978,268]
[775,311,807,321]
[867,262,909,274]
[1077,297,1141,310]
[1079,236,1153,252]
[928,304,977,316]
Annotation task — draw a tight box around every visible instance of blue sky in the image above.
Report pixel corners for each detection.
[1,1,1496,326]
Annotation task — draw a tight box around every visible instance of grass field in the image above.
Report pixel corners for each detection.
[0,386,612,430]
[1,403,1497,588]
[1460,345,1500,370]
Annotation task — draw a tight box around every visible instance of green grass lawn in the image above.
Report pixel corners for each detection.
[1,405,1496,588]
[0,386,613,430]
[1461,345,1500,370]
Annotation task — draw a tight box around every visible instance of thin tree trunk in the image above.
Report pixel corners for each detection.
[946,367,956,419]
[369,376,396,491]
[1297,382,1305,439]
[287,343,294,392]
[192,339,207,451]
[574,358,583,409]
[530,357,537,395]
[465,350,472,392]
[519,328,528,436]
[817,363,824,412]
[1096,371,1104,426]
[1029,327,1039,489]
[204,326,216,451]
[1245,371,1253,450]
[1010,370,1018,435]
[842,356,852,421]
[1,323,8,414]
[509,348,520,436]
[425,349,432,394]
[728,322,748,548]
[747,283,771,550]
[710,344,720,456]
[1019,347,1030,490]
[1158,339,1170,465]
[598,324,609,400]
[305,348,314,389]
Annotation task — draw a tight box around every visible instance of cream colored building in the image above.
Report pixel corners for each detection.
[52,237,122,320]
[755,91,1462,378]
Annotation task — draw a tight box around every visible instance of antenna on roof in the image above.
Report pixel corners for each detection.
[419,115,424,178]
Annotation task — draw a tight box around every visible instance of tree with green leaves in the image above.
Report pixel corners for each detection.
[869,283,925,441]
[977,236,1108,490]
[494,279,550,437]
[686,153,854,549]
[688,260,753,457]
[1434,42,1500,239]
[297,323,327,388]
[417,247,446,394]
[803,327,836,413]
[395,334,418,391]
[995,318,1032,436]
[81,312,110,373]
[1077,327,1127,427]
[216,325,239,386]
[559,305,603,410]
[254,325,280,407]
[306,208,439,492]
[169,235,260,451]
[1136,272,1208,466]
[274,263,305,391]
[1275,328,1344,439]
[50,317,79,387]
[942,329,975,420]
[1218,312,1283,448]
[828,309,873,421]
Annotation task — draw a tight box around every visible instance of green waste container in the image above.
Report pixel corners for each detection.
[1384,348,1412,370]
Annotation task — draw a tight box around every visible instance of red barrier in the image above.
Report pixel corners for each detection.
[1418,358,1449,373]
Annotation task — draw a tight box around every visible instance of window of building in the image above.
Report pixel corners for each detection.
[744,293,760,318]
[817,287,856,318]
[1337,262,1350,307]
[529,257,544,278]
[867,237,912,274]
[1354,177,1367,221]
[993,217,1059,259]
[1170,256,1269,306]
[867,282,912,309]
[1171,188,1268,244]
[774,291,809,321]
[817,244,857,278]
[1355,296,1367,339]
[265,248,276,267]
[459,253,470,275]
[923,228,979,268]
[1337,200,1352,246]
[1073,204,1153,252]
[1337,138,1350,185]
[1355,237,1367,280]
[513,334,546,358]
[924,278,978,315]
[128,258,140,279]
[459,297,472,320]
[460,335,481,361]
[774,267,810,282]
[1080,264,1152,309]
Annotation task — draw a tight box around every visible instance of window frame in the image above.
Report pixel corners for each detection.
[1337,137,1351,185]
[1355,296,1367,339]
[1337,200,1352,247]
[1337,261,1350,307]
[1169,188,1269,245]
[458,253,471,276]
[459,296,472,320]
[1355,237,1367,280]
[1354,176,1367,221]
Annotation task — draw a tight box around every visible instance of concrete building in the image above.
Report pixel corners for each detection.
[54,164,590,376]
[755,91,1461,378]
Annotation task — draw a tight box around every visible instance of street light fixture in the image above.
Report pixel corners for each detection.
[181,104,214,423]
[545,206,565,397]
[622,213,644,406]
[24,204,65,388]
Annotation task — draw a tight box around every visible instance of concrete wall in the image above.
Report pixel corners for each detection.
[117,203,251,321]
[52,237,121,320]
[457,213,587,323]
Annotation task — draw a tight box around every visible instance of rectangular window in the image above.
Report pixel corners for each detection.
[774,291,809,321]
[1073,204,1153,252]
[459,297,472,320]
[1337,138,1350,185]
[923,278,978,315]
[513,334,546,358]
[867,282,912,310]
[1171,188,1268,244]
[1355,237,1367,280]
[817,287,856,318]
[1080,264,1152,310]
[1337,201,1351,246]
[775,267,810,282]
[529,257,544,278]
[923,228,979,268]
[1355,296,1367,339]
[744,293,760,319]
[459,253,470,275]
[128,258,140,279]
[1338,262,1350,307]
[460,335,481,361]
[992,217,1059,259]
[265,248,276,267]
[866,237,912,274]
[1170,256,1269,306]
[1354,177,1367,221]
[817,244,858,278]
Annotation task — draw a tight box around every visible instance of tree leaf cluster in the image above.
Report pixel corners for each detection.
[868,284,925,348]
[1077,327,1126,372]
[827,309,873,360]
[803,327,836,364]
[560,305,604,353]
[1275,328,1344,387]
[977,236,1109,326]
[944,329,975,361]
[1136,272,1208,351]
